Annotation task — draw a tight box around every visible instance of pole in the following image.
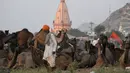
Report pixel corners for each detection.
[108,5,111,32]
[90,22,94,34]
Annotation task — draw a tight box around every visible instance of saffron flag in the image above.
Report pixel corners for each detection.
[109,32,122,45]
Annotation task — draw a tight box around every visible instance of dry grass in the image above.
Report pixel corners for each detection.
[91,67,130,73]
[1,62,130,73]
[9,67,130,73]
[8,66,130,73]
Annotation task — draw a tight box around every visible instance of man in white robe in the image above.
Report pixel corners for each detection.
[42,25,57,67]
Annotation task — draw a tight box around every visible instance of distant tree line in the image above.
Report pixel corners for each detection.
[94,25,105,36]
[67,28,87,37]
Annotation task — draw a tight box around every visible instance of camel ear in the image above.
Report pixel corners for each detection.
[73,38,76,42]
[85,41,87,44]
[85,40,90,44]
[88,40,91,43]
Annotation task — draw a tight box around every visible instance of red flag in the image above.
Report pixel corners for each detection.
[109,32,122,45]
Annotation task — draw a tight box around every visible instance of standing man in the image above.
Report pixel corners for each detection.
[42,25,57,68]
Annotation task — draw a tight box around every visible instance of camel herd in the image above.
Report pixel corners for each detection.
[0,29,130,72]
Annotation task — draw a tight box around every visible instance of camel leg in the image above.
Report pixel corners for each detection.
[8,50,19,68]
[93,55,104,68]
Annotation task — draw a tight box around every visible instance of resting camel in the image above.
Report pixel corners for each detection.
[93,34,116,68]
[120,35,130,69]
[8,28,34,68]
[0,30,16,68]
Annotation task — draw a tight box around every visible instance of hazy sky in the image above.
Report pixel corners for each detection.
[0,0,129,32]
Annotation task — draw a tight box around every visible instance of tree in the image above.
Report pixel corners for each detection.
[94,25,105,36]
[67,28,87,37]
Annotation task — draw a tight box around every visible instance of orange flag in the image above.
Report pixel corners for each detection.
[109,32,122,44]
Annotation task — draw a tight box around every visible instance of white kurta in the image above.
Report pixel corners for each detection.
[92,38,99,46]
[43,33,57,67]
